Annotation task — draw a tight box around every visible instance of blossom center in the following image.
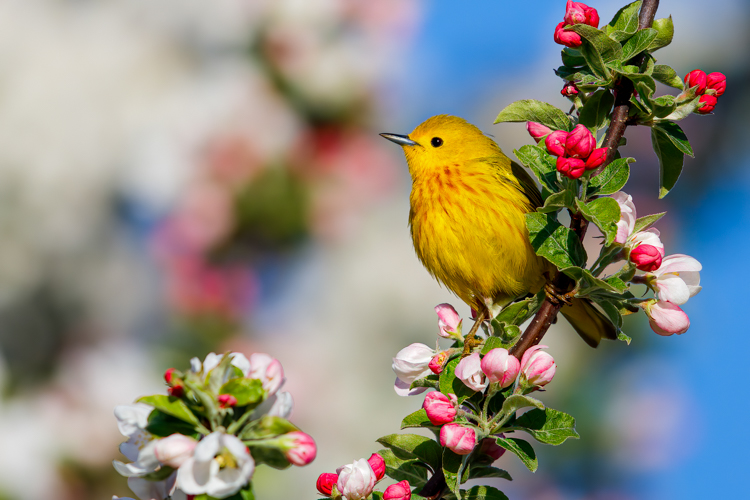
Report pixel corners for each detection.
[216,448,238,469]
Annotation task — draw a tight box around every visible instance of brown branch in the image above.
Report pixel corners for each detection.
[419,2,660,498]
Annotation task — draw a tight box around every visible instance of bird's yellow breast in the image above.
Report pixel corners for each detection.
[408,159,547,309]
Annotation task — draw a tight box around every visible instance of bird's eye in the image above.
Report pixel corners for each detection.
[431,137,443,148]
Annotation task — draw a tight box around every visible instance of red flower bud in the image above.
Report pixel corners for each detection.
[429,351,449,375]
[367,453,386,481]
[556,157,586,179]
[218,394,237,408]
[706,72,726,97]
[697,94,718,114]
[554,22,582,48]
[164,368,177,384]
[167,385,184,398]
[545,130,568,157]
[565,124,595,159]
[526,122,552,143]
[422,391,458,425]
[564,1,600,28]
[584,147,607,170]
[561,82,579,97]
[684,69,707,94]
[383,480,412,500]
[316,473,338,496]
[630,244,663,272]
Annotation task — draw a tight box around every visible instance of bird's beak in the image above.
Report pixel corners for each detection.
[380,133,418,147]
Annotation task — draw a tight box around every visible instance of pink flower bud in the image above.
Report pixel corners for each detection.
[706,72,726,96]
[429,351,450,375]
[642,300,690,336]
[280,431,317,466]
[167,385,184,398]
[684,69,707,94]
[527,122,552,143]
[317,473,338,496]
[249,353,286,396]
[630,244,663,272]
[561,82,579,97]
[480,348,520,388]
[556,157,586,179]
[585,147,607,170]
[554,22,583,48]
[435,303,462,338]
[520,345,556,388]
[218,394,237,408]
[477,437,506,462]
[337,459,376,500]
[545,130,568,157]
[565,124,596,159]
[564,1,600,27]
[367,453,386,481]
[422,391,458,425]
[454,352,488,392]
[154,433,198,468]
[384,480,412,500]
[164,368,177,384]
[697,94,718,114]
[440,424,476,455]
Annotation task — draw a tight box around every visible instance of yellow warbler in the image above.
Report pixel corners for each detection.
[381,115,615,347]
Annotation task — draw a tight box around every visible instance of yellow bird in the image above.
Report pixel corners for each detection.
[381,115,616,347]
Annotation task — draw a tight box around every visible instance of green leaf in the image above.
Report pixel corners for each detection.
[492,292,544,328]
[410,374,440,391]
[538,190,575,213]
[495,437,538,472]
[219,378,265,407]
[653,64,684,89]
[495,100,571,131]
[500,394,545,418]
[651,127,684,198]
[145,410,199,438]
[578,89,614,132]
[561,48,586,67]
[570,24,623,63]
[526,212,587,269]
[514,408,580,445]
[248,444,291,470]
[562,267,629,296]
[652,95,677,119]
[442,449,464,498]
[605,1,642,42]
[589,157,633,195]
[378,449,430,487]
[440,357,480,402]
[621,28,657,61]
[514,145,558,193]
[663,96,703,121]
[240,415,299,440]
[463,486,510,500]
[468,467,512,481]
[632,212,666,233]
[648,17,674,51]
[377,434,443,470]
[618,331,633,344]
[595,298,624,329]
[628,73,657,102]
[481,336,504,355]
[401,408,435,430]
[652,121,694,156]
[575,197,621,246]
[137,395,201,428]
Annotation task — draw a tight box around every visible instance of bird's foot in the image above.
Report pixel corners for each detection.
[461,308,488,357]
[544,281,576,306]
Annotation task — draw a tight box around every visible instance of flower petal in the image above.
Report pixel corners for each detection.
[394,377,428,397]
[656,274,691,305]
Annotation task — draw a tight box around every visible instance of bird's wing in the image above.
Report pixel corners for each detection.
[473,156,544,209]
[510,160,544,209]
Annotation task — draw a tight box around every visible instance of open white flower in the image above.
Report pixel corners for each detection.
[649,254,702,305]
[612,192,636,244]
[176,432,255,498]
[114,404,157,474]
[190,352,251,378]
[248,353,286,396]
[392,343,434,396]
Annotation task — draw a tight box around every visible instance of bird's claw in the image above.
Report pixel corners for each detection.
[544,281,576,306]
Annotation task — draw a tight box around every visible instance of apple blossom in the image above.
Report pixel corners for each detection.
[565,124,596,159]
[564,1,600,27]
[585,147,607,169]
[684,69,707,94]
[554,21,582,47]
[630,244,663,272]
[455,352,488,392]
[367,453,386,480]
[520,345,556,388]
[648,254,702,305]
[422,391,458,425]
[267,391,294,418]
[429,351,450,375]
[113,440,160,478]
[545,130,568,157]
[642,299,690,335]
[435,303,462,339]
[526,122,552,142]
[612,192,636,244]
[248,353,286,396]
[480,348,520,388]
[556,157,586,179]
[154,434,198,468]
[177,432,255,498]
[384,480,412,500]
[279,431,317,466]
[126,475,180,500]
[218,394,238,408]
[628,228,665,255]
[392,343,434,396]
[698,94,718,114]
[707,72,726,96]
[440,424,476,455]
[336,459,376,500]
[317,473,339,496]
[561,82,579,97]
[190,352,251,378]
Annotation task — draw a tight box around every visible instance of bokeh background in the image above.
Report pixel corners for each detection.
[0,0,747,499]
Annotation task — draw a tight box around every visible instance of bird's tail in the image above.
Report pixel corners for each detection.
[560,298,617,348]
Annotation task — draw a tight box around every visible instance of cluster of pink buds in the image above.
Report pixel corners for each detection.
[612,192,703,335]
[535,124,607,179]
[554,1,600,48]
[316,454,411,500]
[684,69,727,114]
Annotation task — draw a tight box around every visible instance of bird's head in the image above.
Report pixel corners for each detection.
[380,115,503,178]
